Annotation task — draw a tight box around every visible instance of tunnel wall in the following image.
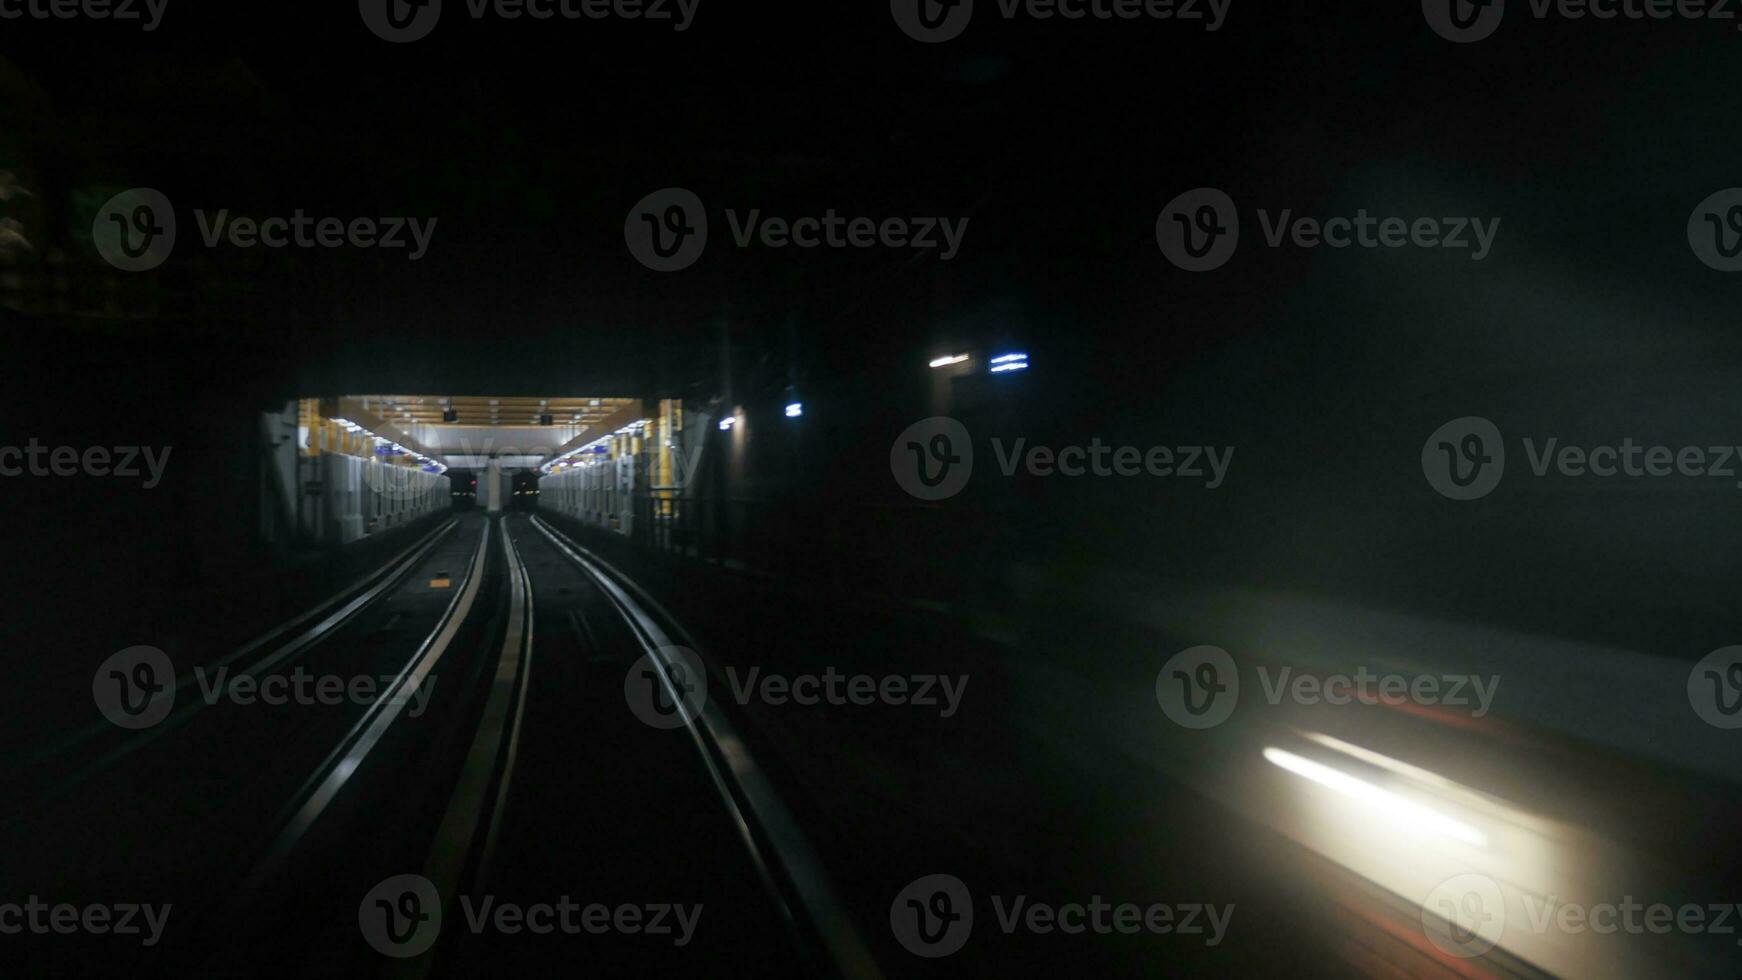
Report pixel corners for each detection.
[316,453,448,544]
[537,456,637,535]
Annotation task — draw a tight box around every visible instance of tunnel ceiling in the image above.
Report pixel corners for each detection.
[335,394,647,468]
[6,10,1734,410]
[354,395,639,430]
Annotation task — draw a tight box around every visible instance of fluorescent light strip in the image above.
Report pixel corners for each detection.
[1263,746,1488,847]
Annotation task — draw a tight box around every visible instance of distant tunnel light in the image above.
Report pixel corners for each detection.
[719,415,738,431]
[989,352,1029,373]
[929,354,971,369]
[784,402,804,418]
[1262,747,1488,847]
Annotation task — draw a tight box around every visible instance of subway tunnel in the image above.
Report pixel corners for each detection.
[6,6,1742,979]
